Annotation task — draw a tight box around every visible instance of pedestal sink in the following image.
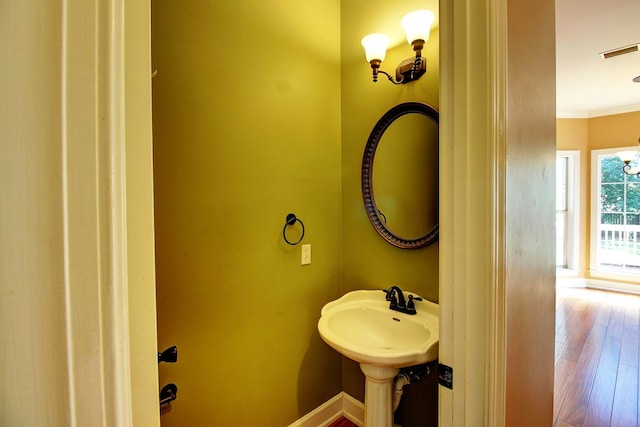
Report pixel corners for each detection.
[317,290,439,427]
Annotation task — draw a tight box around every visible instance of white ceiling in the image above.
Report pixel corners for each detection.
[556,0,640,117]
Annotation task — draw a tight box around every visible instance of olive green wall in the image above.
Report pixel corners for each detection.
[152,1,342,426]
[153,0,440,424]
[340,0,439,299]
[340,0,440,401]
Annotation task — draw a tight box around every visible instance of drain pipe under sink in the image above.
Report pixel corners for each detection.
[393,364,431,426]
[393,372,411,413]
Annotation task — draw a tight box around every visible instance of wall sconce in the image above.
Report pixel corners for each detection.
[617,138,640,176]
[361,10,434,84]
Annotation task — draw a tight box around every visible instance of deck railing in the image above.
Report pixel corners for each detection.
[599,223,640,267]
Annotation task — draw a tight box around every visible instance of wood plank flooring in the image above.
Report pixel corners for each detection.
[555,287,640,427]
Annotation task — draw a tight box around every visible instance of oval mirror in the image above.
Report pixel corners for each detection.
[362,102,439,249]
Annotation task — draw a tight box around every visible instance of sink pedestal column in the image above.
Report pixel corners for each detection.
[360,364,400,427]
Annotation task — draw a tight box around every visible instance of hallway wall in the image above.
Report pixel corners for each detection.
[504,0,557,424]
[1,3,70,424]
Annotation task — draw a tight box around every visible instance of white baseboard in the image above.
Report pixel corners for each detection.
[288,392,364,427]
[556,277,587,288]
[342,393,365,426]
[584,278,640,295]
[557,277,640,295]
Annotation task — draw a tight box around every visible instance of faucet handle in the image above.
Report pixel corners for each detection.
[407,295,423,309]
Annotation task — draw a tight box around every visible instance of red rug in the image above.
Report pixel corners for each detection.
[327,416,358,427]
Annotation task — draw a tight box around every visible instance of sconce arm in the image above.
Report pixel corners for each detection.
[375,70,403,85]
[623,163,640,177]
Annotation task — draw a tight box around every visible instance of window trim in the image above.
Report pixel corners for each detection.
[557,150,580,274]
[589,147,640,283]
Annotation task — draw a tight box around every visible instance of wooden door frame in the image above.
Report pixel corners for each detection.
[439,0,507,425]
[99,0,554,425]
[62,0,159,424]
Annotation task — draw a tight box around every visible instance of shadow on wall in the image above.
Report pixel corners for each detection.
[297,330,343,416]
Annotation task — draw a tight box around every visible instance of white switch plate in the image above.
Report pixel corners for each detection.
[301,244,311,265]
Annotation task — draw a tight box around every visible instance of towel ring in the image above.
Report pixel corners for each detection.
[283,213,305,245]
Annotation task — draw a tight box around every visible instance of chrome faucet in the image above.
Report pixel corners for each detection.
[383,286,423,315]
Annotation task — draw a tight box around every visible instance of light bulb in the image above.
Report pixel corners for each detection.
[401,10,434,45]
[361,33,390,63]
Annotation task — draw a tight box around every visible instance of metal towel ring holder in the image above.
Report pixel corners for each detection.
[283,213,305,245]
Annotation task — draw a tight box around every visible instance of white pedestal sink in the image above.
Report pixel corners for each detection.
[317,290,439,427]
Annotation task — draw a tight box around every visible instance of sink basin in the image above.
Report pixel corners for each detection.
[317,290,439,368]
[318,290,439,427]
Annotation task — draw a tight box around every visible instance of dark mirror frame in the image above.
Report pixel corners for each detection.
[362,102,439,249]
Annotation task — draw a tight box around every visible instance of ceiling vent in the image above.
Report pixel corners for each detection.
[599,43,640,59]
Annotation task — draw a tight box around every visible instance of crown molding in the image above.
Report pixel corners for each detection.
[557,103,640,119]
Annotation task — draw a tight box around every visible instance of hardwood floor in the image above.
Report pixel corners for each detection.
[555,287,640,427]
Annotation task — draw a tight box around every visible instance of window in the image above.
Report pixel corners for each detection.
[557,157,568,267]
[557,151,580,273]
[590,148,640,278]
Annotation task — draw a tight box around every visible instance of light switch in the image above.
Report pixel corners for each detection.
[301,244,311,265]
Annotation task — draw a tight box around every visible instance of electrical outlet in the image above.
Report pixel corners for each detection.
[301,244,311,265]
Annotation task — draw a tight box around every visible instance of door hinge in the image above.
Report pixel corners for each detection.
[438,363,453,389]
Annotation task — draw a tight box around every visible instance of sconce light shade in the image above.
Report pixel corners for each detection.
[618,150,637,163]
[362,9,433,84]
[401,10,434,46]
[618,138,640,176]
[361,33,390,63]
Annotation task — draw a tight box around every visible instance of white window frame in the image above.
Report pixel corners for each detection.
[557,150,580,275]
[590,147,640,282]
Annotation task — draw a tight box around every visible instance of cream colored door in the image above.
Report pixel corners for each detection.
[1,1,159,425]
